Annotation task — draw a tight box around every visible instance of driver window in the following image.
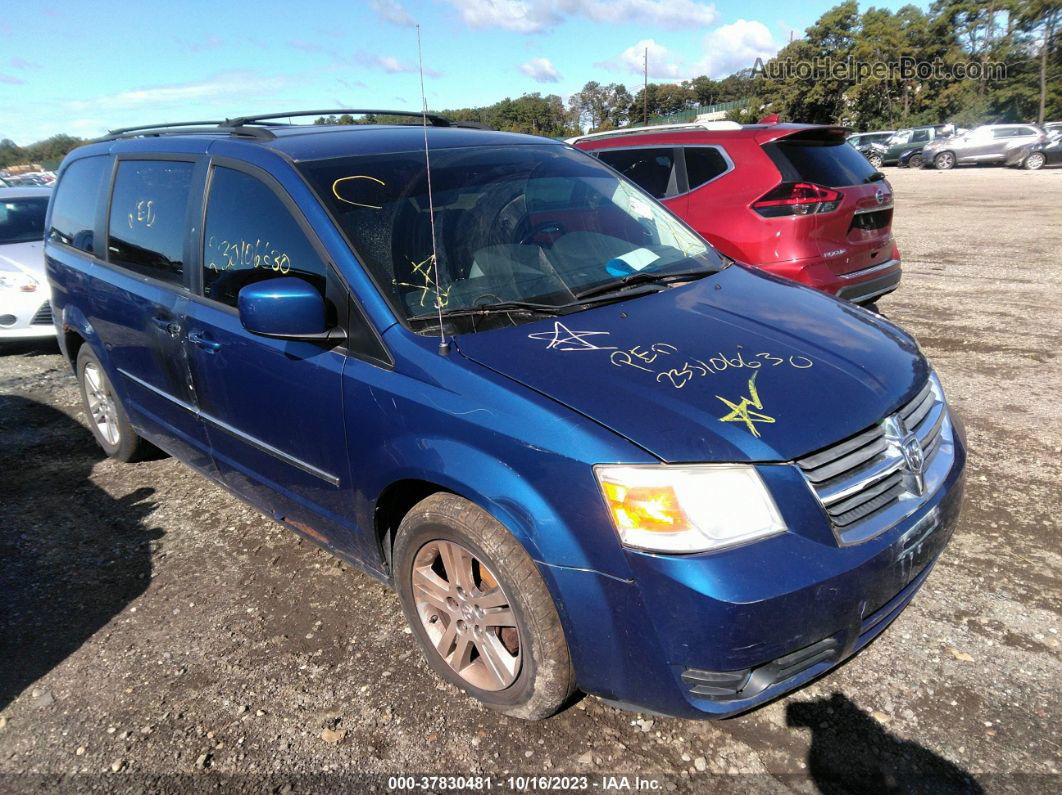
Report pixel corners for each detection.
[202,167,327,307]
[911,130,929,143]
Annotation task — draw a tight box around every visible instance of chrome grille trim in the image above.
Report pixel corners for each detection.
[797,375,955,545]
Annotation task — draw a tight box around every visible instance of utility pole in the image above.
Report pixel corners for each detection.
[643,47,648,125]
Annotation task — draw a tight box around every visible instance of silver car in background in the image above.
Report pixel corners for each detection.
[0,187,54,341]
[921,123,1045,169]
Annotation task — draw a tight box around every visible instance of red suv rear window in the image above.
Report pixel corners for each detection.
[768,134,879,188]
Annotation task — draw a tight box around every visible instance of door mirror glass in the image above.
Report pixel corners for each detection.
[238,277,328,338]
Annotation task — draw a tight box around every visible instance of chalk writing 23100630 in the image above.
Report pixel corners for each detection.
[205,236,292,274]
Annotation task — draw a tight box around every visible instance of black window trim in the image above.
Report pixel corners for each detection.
[101,152,202,295]
[198,155,393,369]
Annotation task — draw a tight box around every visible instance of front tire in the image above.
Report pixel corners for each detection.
[394,493,575,720]
[1024,152,1046,170]
[867,153,883,169]
[909,153,924,169]
[76,345,145,462]
[934,151,956,170]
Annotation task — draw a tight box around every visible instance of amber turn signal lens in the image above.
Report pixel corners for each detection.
[601,481,690,534]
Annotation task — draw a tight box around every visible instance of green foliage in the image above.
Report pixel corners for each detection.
[754,0,1061,129]
[0,134,84,170]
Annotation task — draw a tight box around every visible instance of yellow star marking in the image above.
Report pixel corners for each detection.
[394,255,451,308]
[715,371,775,438]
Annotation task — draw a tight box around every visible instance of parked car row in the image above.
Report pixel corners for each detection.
[851,122,1060,170]
[34,111,964,720]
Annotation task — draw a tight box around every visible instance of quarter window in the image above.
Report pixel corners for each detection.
[107,160,194,282]
[202,167,327,307]
[683,147,730,190]
[48,156,109,254]
[595,148,679,199]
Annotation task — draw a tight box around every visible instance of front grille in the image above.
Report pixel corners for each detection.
[850,208,892,230]
[30,301,53,326]
[797,379,947,543]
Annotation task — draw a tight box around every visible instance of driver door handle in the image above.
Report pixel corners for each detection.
[187,330,222,352]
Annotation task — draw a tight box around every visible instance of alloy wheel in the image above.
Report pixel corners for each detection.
[1026,152,1045,170]
[83,362,121,447]
[411,539,522,691]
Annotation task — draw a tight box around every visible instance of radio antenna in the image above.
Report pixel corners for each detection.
[417,24,449,356]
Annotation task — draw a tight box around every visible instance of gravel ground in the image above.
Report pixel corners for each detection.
[1,166,1059,794]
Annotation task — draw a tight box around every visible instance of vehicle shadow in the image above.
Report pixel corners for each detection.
[786,693,983,793]
[0,338,61,357]
[0,394,162,711]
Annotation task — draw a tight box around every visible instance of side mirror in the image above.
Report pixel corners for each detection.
[237,277,336,340]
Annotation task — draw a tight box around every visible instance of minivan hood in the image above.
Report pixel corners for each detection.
[455,266,927,463]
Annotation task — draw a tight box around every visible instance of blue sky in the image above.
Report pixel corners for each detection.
[0,0,927,145]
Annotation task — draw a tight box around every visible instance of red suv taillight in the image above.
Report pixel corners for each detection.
[752,182,843,217]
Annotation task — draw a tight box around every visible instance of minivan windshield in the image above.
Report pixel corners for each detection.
[300,145,721,330]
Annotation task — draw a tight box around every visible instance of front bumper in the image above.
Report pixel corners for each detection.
[545,418,965,719]
[0,292,56,339]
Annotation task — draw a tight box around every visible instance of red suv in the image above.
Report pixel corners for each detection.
[571,122,902,304]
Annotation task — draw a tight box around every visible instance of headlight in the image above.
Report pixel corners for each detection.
[594,464,786,554]
[0,271,39,292]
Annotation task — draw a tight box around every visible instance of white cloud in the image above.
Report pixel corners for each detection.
[519,57,561,83]
[596,39,685,79]
[372,0,415,27]
[353,51,441,77]
[444,0,717,34]
[696,19,778,77]
[68,71,293,111]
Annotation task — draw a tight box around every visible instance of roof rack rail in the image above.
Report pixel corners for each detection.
[107,120,226,136]
[95,109,488,144]
[223,109,455,128]
[565,120,742,145]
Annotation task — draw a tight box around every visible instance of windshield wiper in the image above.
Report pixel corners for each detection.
[573,268,713,301]
[864,171,886,183]
[409,300,565,322]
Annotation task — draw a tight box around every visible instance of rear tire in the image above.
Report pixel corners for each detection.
[934,151,956,170]
[394,493,575,720]
[76,345,146,462]
[1024,152,1046,170]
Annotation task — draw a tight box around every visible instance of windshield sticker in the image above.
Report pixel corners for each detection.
[331,175,385,209]
[394,254,451,309]
[527,322,617,351]
[716,372,775,438]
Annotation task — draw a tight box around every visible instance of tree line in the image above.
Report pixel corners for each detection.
[0,135,84,170]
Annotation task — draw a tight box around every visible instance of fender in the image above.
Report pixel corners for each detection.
[359,434,635,580]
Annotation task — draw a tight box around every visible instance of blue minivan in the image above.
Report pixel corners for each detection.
[46,112,965,720]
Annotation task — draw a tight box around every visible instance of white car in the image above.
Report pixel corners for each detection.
[0,187,54,340]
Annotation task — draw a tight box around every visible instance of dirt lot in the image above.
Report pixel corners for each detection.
[1,166,1060,794]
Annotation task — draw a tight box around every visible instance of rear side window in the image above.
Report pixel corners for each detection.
[202,166,327,307]
[48,156,109,253]
[683,147,730,190]
[769,136,879,187]
[595,148,679,199]
[107,160,194,283]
